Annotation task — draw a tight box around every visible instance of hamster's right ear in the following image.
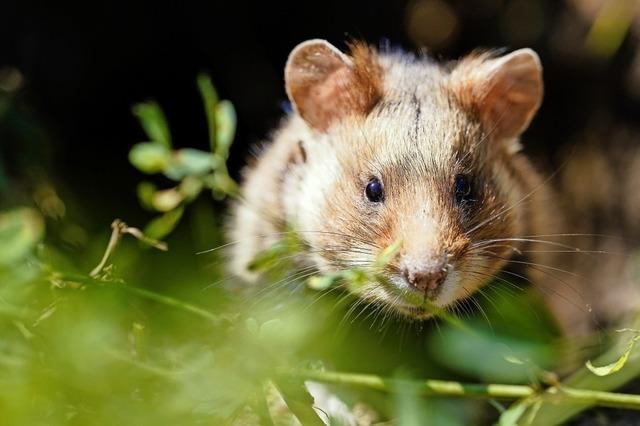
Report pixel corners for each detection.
[285,39,382,132]
[449,48,543,141]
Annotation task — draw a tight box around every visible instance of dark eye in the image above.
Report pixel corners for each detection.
[454,174,473,204]
[365,178,384,203]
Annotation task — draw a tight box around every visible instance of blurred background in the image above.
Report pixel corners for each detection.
[2,0,640,227]
[2,1,640,425]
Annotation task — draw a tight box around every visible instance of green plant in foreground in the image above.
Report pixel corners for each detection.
[128,73,238,240]
[5,74,640,426]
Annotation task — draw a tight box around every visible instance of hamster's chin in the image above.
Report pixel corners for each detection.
[393,304,433,321]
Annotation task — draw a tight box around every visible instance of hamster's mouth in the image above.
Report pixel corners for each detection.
[393,303,433,320]
[372,276,437,320]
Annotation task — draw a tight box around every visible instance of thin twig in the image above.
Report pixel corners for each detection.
[286,369,640,410]
[90,220,125,277]
[90,219,167,278]
[57,272,232,324]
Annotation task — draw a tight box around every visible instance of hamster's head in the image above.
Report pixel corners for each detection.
[283,40,543,319]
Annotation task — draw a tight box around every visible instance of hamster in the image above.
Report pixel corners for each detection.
[227,39,555,324]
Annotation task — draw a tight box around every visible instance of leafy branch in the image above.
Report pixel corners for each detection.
[503,317,640,424]
[129,74,238,240]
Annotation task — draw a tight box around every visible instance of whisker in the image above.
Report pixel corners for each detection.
[465,261,593,316]
[461,286,492,329]
[464,158,567,238]
[474,251,581,278]
[197,229,379,255]
[470,237,591,254]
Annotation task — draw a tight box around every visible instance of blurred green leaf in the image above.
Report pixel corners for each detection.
[392,373,467,426]
[215,100,236,158]
[275,380,324,426]
[179,176,204,201]
[375,239,402,268]
[586,329,640,376]
[129,143,171,174]
[143,206,184,240]
[343,268,371,292]
[393,376,429,426]
[307,274,339,291]
[499,400,529,426]
[211,173,239,199]
[197,73,219,153]
[259,319,284,340]
[176,149,215,175]
[247,246,286,273]
[132,102,172,148]
[428,323,557,383]
[136,181,157,210]
[152,188,184,212]
[163,149,216,181]
[0,207,44,265]
[585,0,635,58]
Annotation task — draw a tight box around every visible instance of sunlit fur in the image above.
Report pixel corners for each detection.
[228,42,550,321]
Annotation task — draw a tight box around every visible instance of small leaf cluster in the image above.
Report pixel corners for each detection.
[129,74,238,240]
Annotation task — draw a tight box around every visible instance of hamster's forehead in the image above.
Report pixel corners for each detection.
[377,52,448,96]
[328,57,483,181]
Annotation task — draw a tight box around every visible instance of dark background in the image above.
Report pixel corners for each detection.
[1,0,638,227]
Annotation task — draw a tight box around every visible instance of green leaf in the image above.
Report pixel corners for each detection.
[175,149,214,175]
[179,176,204,201]
[132,102,172,148]
[307,274,339,291]
[143,206,184,240]
[0,207,44,265]
[275,380,325,426]
[129,143,171,174]
[343,269,371,292]
[151,188,184,212]
[136,181,157,210]
[585,0,636,58]
[499,400,530,426]
[211,173,239,199]
[246,245,285,273]
[259,319,284,340]
[375,239,403,268]
[215,100,236,158]
[197,73,219,153]
[586,329,640,376]
[163,149,215,181]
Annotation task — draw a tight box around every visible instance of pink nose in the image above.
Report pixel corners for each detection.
[405,268,446,298]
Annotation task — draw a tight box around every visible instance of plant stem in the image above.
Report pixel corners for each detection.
[514,315,640,424]
[58,272,230,324]
[287,369,640,410]
[289,369,533,399]
[90,219,167,278]
[115,284,223,322]
[90,219,124,277]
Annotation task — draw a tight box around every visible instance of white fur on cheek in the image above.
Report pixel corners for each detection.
[282,133,344,271]
[435,269,461,307]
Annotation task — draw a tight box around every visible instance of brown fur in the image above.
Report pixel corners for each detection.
[346,40,384,112]
[285,40,383,131]
[229,40,550,323]
[449,49,543,140]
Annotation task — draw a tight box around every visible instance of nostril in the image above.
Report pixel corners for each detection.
[404,269,446,295]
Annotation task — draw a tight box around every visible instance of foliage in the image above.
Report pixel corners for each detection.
[3,75,640,426]
[128,74,237,240]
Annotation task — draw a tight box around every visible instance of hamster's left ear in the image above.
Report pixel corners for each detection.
[285,39,383,132]
[449,49,543,141]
